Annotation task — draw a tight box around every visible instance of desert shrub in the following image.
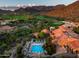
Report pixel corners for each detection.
[73,27,79,34]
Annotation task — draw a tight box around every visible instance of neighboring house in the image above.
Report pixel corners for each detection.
[0,25,15,32]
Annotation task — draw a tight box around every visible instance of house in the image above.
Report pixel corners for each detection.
[33,32,39,38]
[51,28,64,38]
[50,25,79,54]
[59,25,67,32]
[41,29,49,34]
[67,38,79,53]
[0,25,15,32]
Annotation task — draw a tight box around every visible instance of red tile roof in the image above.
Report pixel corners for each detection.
[0,26,14,31]
[33,32,39,38]
[51,25,79,52]
[41,29,49,34]
[68,39,79,49]
[52,29,64,38]
[59,25,66,31]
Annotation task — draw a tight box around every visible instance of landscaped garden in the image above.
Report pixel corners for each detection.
[0,13,65,57]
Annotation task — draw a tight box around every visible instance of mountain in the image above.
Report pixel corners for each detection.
[0,6,54,15]
[14,6,54,13]
[42,1,79,22]
[0,9,12,14]
[0,7,19,11]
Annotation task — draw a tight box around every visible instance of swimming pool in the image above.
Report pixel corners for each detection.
[31,45,44,53]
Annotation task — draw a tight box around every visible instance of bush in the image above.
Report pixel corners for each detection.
[73,27,79,34]
[38,32,46,39]
[43,37,56,55]
[16,46,24,58]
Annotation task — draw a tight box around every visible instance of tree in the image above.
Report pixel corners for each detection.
[16,46,24,58]
[43,37,56,55]
[38,32,46,39]
[73,27,79,34]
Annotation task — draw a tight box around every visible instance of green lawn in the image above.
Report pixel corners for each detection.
[0,15,29,20]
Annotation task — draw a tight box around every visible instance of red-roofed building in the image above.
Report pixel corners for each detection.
[50,25,79,54]
[68,39,79,53]
[41,29,49,34]
[52,29,64,38]
[33,32,39,38]
[0,25,15,31]
[59,25,67,32]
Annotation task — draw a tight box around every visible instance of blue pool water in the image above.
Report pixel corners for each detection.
[31,45,44,53]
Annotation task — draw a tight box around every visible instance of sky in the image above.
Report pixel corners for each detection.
[0,0,77,7]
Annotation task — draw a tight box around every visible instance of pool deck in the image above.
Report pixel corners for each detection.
[28,39,45,57]
[32,42,44,45]
[22,38,46,57]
